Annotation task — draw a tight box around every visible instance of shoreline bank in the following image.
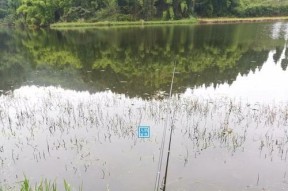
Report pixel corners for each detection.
[198,16,288,24]
[50,19,197,29]
[49,16,288,29]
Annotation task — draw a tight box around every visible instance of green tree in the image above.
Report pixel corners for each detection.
[0,0,21,23]
[141,0,155,20]
[194,0,239,17]
[62,0,116,21]
[0,0,8,18]
[16,0,71,26]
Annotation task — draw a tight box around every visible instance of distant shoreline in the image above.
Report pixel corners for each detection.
[49,19,197,29]
[198,16,288,24]
[4,16,288,29]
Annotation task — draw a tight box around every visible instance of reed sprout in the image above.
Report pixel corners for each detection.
[1,86,288,189]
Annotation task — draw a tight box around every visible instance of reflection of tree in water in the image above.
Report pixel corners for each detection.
[281,46,288,71]
[271,44,288,71]
[273,46,284,63]
[0,53,27,91]
[186,50,267,89]
[0,25,286,97]
[0,29,29,92]
[281,59,288,70]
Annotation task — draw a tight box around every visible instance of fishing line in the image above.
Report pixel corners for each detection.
[154,61,176,191]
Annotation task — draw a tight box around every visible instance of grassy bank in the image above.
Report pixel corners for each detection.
[50,19,197,29]
[50,16,288,29]
[198,16,288,24]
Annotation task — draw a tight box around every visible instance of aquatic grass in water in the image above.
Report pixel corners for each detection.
[18,178,74,191]
[0,177,80,191]
[1,86,288,190]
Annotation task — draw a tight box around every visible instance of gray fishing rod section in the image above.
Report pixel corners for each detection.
[154,61,177,191]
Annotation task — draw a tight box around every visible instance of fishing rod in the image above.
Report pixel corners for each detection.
[154,61,176,191]
[162,62,176,191]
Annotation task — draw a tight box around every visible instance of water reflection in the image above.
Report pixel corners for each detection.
[271,22,283,39]
[0,23,287,100]
[1,23,288,190]
[1,86,288,190]
[191,44,288,103]
[270,22,288,40]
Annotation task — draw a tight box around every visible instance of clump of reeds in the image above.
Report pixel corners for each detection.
[18,177,77,191]
[0,177,78,191]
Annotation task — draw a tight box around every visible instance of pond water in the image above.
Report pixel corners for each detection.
[1,22,288,191]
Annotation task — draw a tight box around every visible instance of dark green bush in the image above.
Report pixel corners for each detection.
[116,14,135,21]
[62,7,92,22]
[239,5,288,17]
[0,8,7,19]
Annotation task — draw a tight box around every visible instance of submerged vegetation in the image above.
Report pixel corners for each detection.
[1,85,288,189]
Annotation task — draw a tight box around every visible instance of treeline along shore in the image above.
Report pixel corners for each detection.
[1,0,288,28]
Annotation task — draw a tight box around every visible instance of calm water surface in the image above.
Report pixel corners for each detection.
[1,22,288,190]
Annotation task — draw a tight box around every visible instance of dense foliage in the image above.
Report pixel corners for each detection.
[1,0,288,26]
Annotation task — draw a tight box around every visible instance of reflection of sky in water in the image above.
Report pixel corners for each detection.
[2,23,288,190]
[188,45,288,104]
[2,84,288,190]
[271,22,283,39]
[271,22,288,40]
